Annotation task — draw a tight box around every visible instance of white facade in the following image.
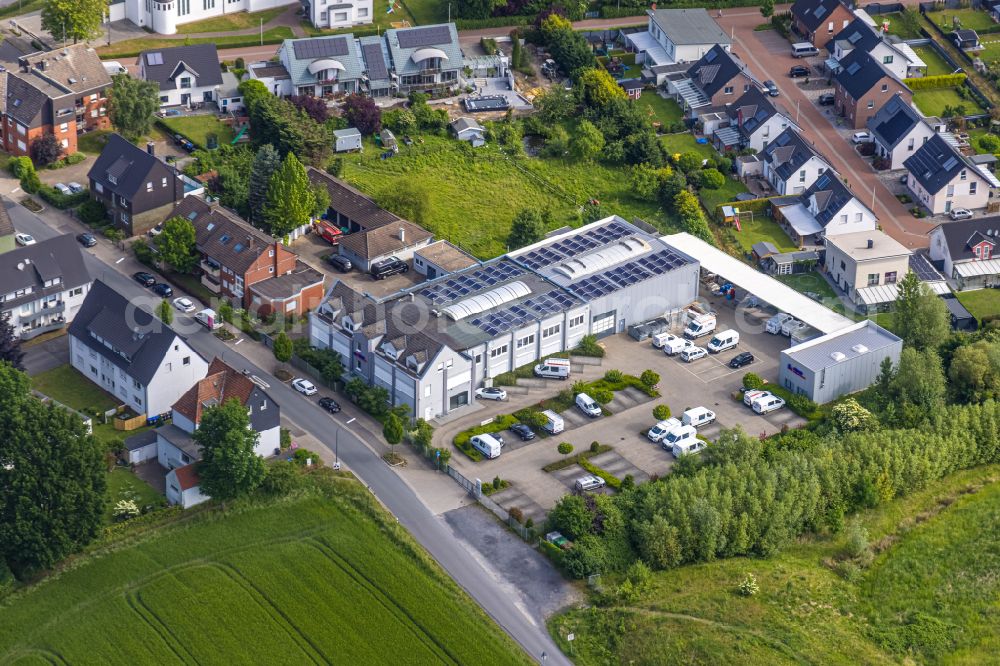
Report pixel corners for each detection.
[307,0,373,29]
[906,168,990,215]
[4,282,90,341]
[69,333,208,417]
[872,121,934,170]
[825,231,910,304]
[816,198,879,238]
[166,467,208,508]
[766,156,831,195]
[126,0,298,36]
[744,113,795,154]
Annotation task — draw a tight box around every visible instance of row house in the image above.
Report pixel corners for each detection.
[930,217,1000,290]
[830,17,926,80]
[713,86,797,154]
[833,49,912,130]
[904,133,992,216]
[867,93,936,170]
[773,170,877,247]
[790,0,855,48]
[760,127,834,196]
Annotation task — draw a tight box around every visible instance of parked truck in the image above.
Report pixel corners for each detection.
[313,219,343,245]
[684,313,717,339]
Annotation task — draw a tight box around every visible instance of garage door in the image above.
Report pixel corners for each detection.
[591,311,616,339]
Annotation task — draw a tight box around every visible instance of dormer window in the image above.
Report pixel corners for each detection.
[108,174,117,185]
[342,318,355,332]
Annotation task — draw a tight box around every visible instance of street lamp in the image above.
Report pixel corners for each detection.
[335,417,355,470]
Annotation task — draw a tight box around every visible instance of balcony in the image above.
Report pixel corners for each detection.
[21,317,66,340]
[200,258,220,277]
[21,301,65,322]
[200,272,221,293]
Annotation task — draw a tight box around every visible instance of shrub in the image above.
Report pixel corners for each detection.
[509,506,524,524]
[574,334,604,357]
[742,372,765,390]
[842,519,870,560]
[113,499,140,522]
[78,198,108,226]
[589,441,601,453]
[592,389,613,405]
[579,459,621,489]
[652,404,672,421]
[291,448,323,467]
[737,573,759,597]
[902,73,966,90]
[260,460,300,496]
[620,474,635,492]
[787,393,818,417]
[979,133,1000,153]
[695,168,726,190]
[557,442,574,455]
[494,371,518,386]
[640,369,660,388]
[604,369,624,383]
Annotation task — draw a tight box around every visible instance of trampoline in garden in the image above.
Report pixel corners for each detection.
[463,95,511,112]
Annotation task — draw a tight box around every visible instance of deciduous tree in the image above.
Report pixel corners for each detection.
[42,0,105,42]
[195,398,266,503]
[107,74,161,141]
[30,134,62,166]
[264,153,316,237]
[577,68,626,108]
[571,119,605,162]
[507,208,544,249]
[760,0,775,19]
[894,272,949,351]
[0,363,105,579]
[383,412,404,446]
[290,95,329,123]
[0,314,24,371]
[342,94,382,135]
[158,299,173,326]
[378,181,431,226]
[272,330,293,363]
[157,216,198,273]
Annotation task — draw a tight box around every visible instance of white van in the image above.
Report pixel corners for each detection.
[470,433,503,459]
[744,389,772,407]
[752,394,786,415]
[541,409,564,434]
[707,329,739,353]
[682,407,716,428]
[766,313,792,334]
[194,308,222,330]
[780,317,803,336]
[673,438,707,457]
[576,392,602,418]
[656,333,693,356]
[791,42,819,57]
[647,417,681,443]
[664,424,698,453]
[684,313,716,339]
[534,357,571,379]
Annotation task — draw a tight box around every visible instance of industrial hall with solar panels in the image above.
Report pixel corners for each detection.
[308,217,701,422]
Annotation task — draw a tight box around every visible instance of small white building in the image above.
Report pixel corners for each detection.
[824,229,910,309]
[166,464,208,509]
[247,61,294,98]
[449,117,486,147]
[304,0,373,31]
[334,127,363,152]
[628,8,731,68]
[217,71,245,114]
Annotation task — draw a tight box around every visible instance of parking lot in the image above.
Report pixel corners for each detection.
[448,292,808,520]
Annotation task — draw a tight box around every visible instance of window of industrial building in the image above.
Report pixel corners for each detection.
[517,334,535,349]
[542,324,561,338]
[569,315,585,328]
[490,345,508,358]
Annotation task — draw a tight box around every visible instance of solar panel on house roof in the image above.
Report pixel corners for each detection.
[396,25,452,49]
[361,42,389,79]
[943,156,959,171]
[704,49,718,62]
[293,37,349,59]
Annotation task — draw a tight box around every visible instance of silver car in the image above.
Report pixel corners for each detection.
[574,475,606,492]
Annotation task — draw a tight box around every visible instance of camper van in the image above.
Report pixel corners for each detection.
[647,417,682,443]
[194,309,222,330]
[672,438,707,457]
[791,42,819,57]
[682,407,716,428]
[654,333,693,356]
[469,433,503,459]
[752,394,786,415]
[684,313,717,339]
[541,409,564,434]
[766,313,792,334]
[576,392,602,418]
[707,329,739,353]
[663,424,698,453]
[534,358,571,379]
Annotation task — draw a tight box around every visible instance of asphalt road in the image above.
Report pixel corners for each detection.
[11,203,568,665]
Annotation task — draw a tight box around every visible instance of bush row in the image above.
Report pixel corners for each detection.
[453,414,520,461]
[903,73,967,90]
[542,444,612,472]
[578,459,622,489]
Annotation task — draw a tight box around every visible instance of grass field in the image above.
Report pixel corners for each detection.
[403,0,448,25]
[104,468,165,522]
[341,135,675,258]
[159,116,236,149]
[956,288,1000,323]
[661,132,717,159]
[879,11,924,40]
[96,27,295,59]
[728,215,799,254]
[31,365,119,414]
[0,477,530,664]
[698,177,751,214]
[926,8,995,32]
[634,94,684,125]
[777,270,840,305]
[912,87,986,117]
[910,44,956,76]
[177,6,286,33]
[549,465,1000,664]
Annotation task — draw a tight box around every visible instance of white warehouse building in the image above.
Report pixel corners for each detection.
[309,217,700,421]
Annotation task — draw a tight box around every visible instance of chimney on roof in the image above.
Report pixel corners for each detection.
[38,60,46,71]
[399,226,405,243]
[146,141,155,156]
[867,238,874,249]
[247,234,253,250]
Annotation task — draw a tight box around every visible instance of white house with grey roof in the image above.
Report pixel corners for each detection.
[627,8,731,69]
[867,93,935,170]
[68,280,209,417]
[278,35,368,98]
[714,87,797,154]
[384,23,463,94]
[139,44,223,108]
[904,133,992,215]
[310,217,699,420]
[0,233,91,340]
[779,319,902,403]
[303,0,373,31]
[760,128,834,196]
[121,0,298,35]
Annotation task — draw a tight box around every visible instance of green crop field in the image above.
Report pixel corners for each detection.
[340,135,676,258]
[549,465,1000,664]
[0,477,530,665]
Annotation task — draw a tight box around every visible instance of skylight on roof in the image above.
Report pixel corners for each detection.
[219,234,231,244]
[846,62,861,75]
[848,32,862,44]
[814,5,828,18]
[187,211,198,220]
[943,156,959,171]
[12,99,20,107]
[146,52,163,66]
[704,49,718,63]
[233,243,244,253]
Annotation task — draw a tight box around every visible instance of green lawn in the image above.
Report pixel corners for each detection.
[879,11,924,40]
[979,40,1000,64]
[728,214,799,254]
[31,365,119,414]
[77,130,111,155]
[0,0,44,19]
[777,270,840,304]
[634,93,684,126]
[104,468,165,523]
[97,27,295,59]
[661,132,716,159]
[912,88,986,117]
[550,465,1000,665]
[159,116,236,150]
[0,476,531,665]
[698,178,750,214]
[177,6,286,33]
[403,0,448,25]
[340,135,677,258]
[909,44,956,76]
[926,8,995,32]
[956,288,1000,323]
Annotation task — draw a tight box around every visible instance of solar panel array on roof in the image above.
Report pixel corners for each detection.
[516,221,631,270]
[909,252,944,282]
[571,249,691,299]
[293,37,349,59]
[704,48,718,62]
[396,25,452,49]
[361,42,389,79]
[146,52,163,66]
[846,61,861,75]
[469,289,580,336]
[418,259,525,304]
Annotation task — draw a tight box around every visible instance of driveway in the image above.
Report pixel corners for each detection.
[22,333,69,376]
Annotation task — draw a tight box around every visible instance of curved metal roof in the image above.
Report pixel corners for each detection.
[411,47,449,63]
[307,58,346,74]
[441,281,531,320]
[553,237,650,280]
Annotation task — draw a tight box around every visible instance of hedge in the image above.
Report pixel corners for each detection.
[37,186,88,209]
[579,459,622,489]
[454,15,531,29]
[903,73,967,90]
[542,444,613,472]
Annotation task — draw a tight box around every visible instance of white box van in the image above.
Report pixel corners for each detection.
[534,358,571,379]
[684,313,716,339]
[752,394,786,415]
[780,317,803,336]
[766,313,792,334]
[663,424,698,453]
[656,333,693,356]
[791,42,819,57]
[682,407,716,428]
[707,329,739,353]
[647,417,681,443]
[673,438,707,457]
[470,433,503,459]
[541,409,564,434]
[576,392,602,418]
[743,389,772,407]
[194,308,222,330]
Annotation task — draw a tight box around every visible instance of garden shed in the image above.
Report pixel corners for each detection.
[334,128,363,152]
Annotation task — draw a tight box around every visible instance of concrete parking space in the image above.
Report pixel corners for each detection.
[488,486,548,525]
[287,233,430,297]
[589,450,649,484]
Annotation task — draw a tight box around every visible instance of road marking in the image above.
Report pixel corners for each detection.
[11,187,20,194]
[115,257,125,264]
[235,338,244,345]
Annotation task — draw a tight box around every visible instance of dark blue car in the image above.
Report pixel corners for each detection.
[151,283,173,297]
